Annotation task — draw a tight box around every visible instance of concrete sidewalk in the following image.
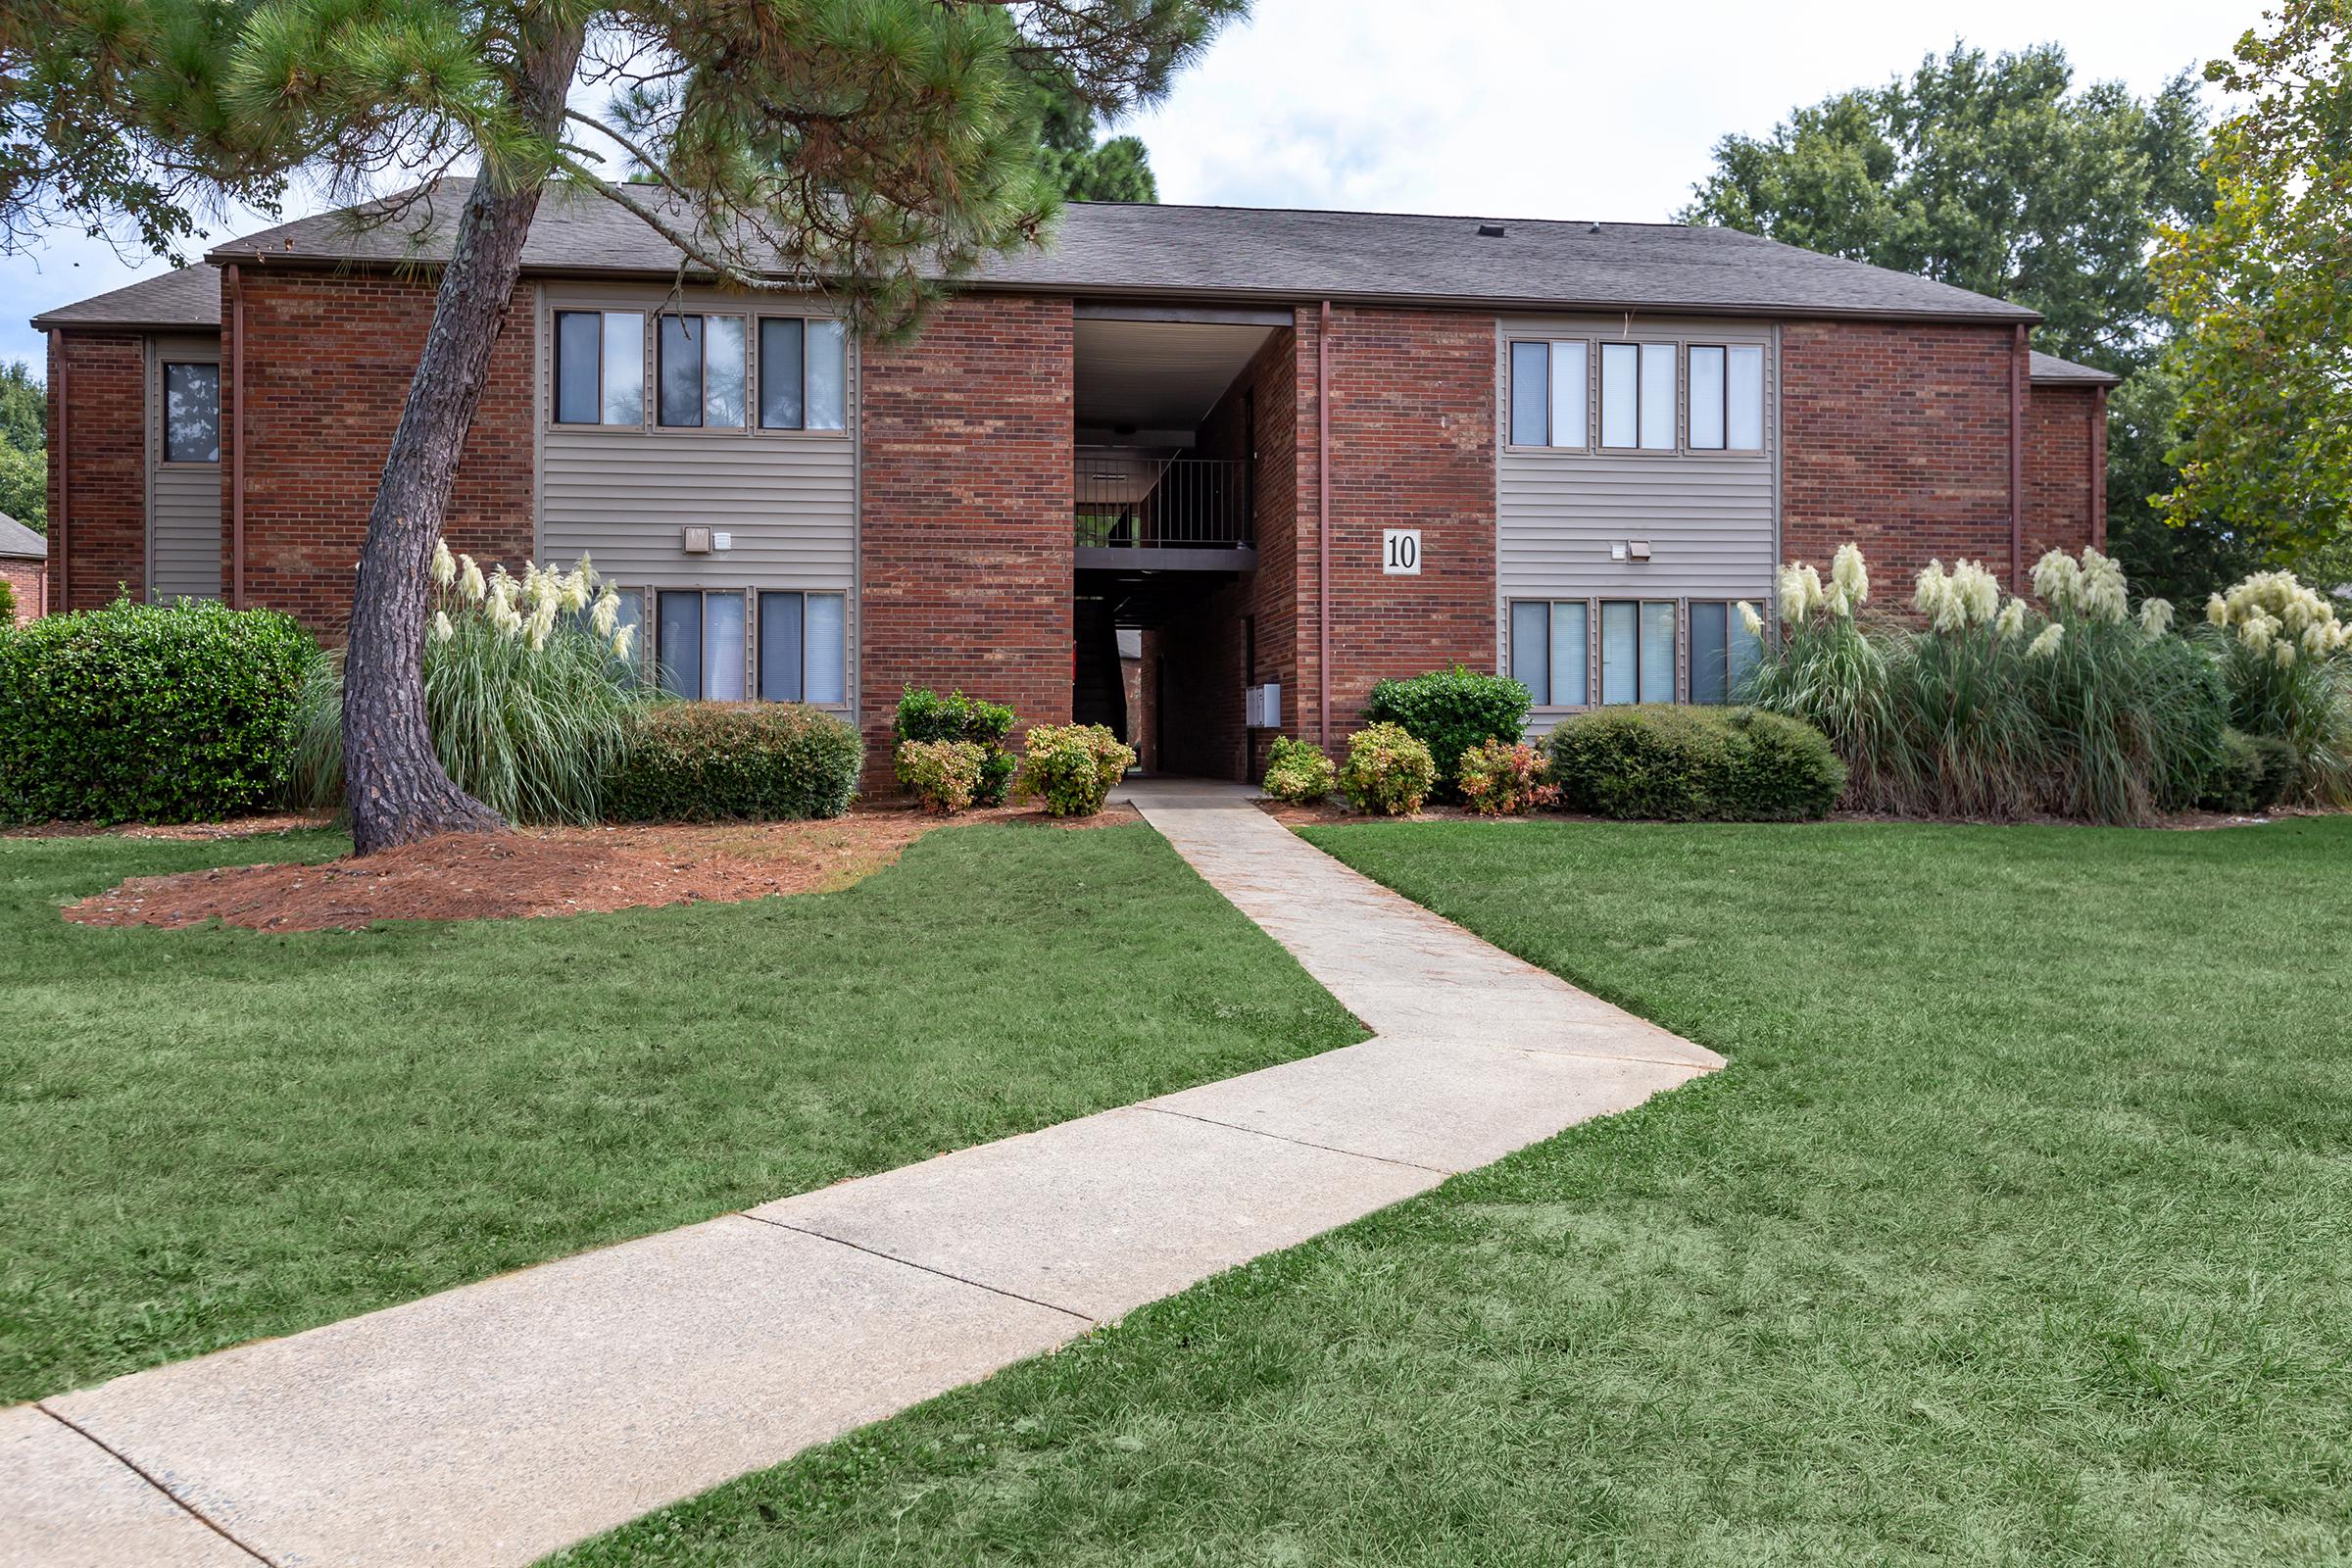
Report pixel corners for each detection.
[4,782,1719,1568]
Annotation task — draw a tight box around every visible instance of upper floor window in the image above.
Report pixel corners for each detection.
[658,314,748,429]
[760,318,848,431]
[1599,342,1677,451]
[554,310,645,426]
[162,363,220,464]
[1506,340,1589,448]
[1688,345,1765,452]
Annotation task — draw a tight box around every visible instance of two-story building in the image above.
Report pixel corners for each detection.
[34,181,2114,782]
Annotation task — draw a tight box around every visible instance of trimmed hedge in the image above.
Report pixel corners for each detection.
[1546,705,1845,822]
[603,702,859,822]
[1363,665,1532,799]
[2198,728,2301,814]
[0,597,315,823]
[895,687,1017,807]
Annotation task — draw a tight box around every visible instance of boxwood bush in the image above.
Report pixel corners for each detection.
[1546,706,1845,822]
[0,597,315,823]
[1362,665,1532,799]
[2197,728,2301,814]
[603,702,859,822]
[895,687,1017,806]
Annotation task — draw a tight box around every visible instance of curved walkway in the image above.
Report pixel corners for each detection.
[3,783,1718,1568]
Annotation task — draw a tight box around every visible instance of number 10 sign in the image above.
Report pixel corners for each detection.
[1382,528,1422,575]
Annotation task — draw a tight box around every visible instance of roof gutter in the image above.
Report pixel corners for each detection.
[1317,300,1332,754]
[227,263,247,609]
[49,328,67,614]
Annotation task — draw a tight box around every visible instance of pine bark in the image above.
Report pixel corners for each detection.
[341,20,584,855]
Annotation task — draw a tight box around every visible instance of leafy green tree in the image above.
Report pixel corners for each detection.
[1684,42,2228,599]
[0,444,41,531]
[0,361,43,528]
[1,0,1236,850]
[2156,2,2352,564]
[1023,68,1158,201]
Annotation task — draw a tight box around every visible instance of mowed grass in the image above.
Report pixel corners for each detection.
[0,823,1362,1404]
[564,816,2352,1567]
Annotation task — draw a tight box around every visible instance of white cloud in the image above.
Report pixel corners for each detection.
[0,0,2265,369]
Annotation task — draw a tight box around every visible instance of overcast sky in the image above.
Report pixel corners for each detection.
[1,0,2265,370]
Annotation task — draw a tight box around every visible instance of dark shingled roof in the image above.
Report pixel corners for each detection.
[187,179,2041,324]
[2028,350,2121,386]
[0,513,45,560]
[29,263,220,332]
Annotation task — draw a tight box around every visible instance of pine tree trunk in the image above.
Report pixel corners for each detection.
[342,21,584,856]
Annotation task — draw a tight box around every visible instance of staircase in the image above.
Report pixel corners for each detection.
[1072,596,1128,741]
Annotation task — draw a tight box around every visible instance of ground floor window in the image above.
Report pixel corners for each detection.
[644,587,847,705]
[1509,596,1766,708]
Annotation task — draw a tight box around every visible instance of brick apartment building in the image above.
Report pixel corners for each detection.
[33,182,2114,781]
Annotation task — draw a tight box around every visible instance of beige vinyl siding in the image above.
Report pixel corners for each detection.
[1495,316,1780,734]
[146,335,222,601]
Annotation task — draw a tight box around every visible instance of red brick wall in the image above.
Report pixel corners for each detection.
[858,293,1074,782]
[228,268,535,634]
[2025,383,2102,564]
[2,558,44,621]
[48,331,149,611]
[1782,320,2025,591]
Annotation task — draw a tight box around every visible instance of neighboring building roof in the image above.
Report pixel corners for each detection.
[192,179,2041,325]
[29,263,220,332]
[0,514,46,560]
[2028,350,2121,386]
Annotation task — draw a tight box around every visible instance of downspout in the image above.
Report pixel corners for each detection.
[1317,301,1332,752]
[2008,324,2026,588]
[50,328,67,613]
[228,264,248,609]
[2089,384,2108,551]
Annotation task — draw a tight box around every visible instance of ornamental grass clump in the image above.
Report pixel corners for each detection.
[2199,570,2352,804]
[1740,551,1896,801]
[1454,737,1557,815]
[1339,722,1437,816]
[288,540,646,824]
[1260,735,1336,805]
[896,738,985,814]
[1014,723,1136,816]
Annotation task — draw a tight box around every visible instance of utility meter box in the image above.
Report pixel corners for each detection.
[1245,682,1282,730]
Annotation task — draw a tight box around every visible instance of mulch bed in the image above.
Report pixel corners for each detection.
[59,799,1140,933]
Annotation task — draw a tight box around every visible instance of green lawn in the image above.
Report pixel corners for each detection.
[564,816,2352,1567]
[0,823,1361,1404]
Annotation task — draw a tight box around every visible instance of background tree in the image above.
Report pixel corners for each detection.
[1023,66,1159,201]
[1,0,1237,852]
[0,361,42,528]
[1683,42,2239,599]
[2156,2,2352,566]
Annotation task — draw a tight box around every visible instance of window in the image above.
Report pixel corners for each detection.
[1507,340,1590,448]
[1688,601,1765,704]
[554,311,645,426]
[758,591,849,704]
[760,318,849,431]
[1508,601,1590,707]
[1689,344,1765,452]
[658,314,747,429]
[162,363,220,464]
[1599,342,1677,451]
[1599,600,1677,703]
[656,589,749,699]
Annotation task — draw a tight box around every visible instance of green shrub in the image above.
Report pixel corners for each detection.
[604,703,859,821]
[1339,722,1437,816]
[895,687,1017,806]
[2197,728,2301,814]
[0,597,315,823]
[1455,736,1557,815]
[897,738,986,814]
[1260,736,1336,804]
[1014,723,1136,816]
[1362,666,1532,799]
[0,576,15,623]
[1546,706,1845,822]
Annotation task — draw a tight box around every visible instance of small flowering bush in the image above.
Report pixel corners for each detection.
[1014,723,1136,816]
[287,539,648,823]
[1454,736,1557,815]
[1362,665,1532,801]
[897,739,986,814]
[1339,722,1437,816]
[2199,570,2352,803]
[1260,735,1336,804]
[894,687,1018,807]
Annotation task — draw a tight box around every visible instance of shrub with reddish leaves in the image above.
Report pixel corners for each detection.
[1454,736,1558,816]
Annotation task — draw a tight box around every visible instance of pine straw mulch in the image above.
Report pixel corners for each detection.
[59,800,1141,933]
